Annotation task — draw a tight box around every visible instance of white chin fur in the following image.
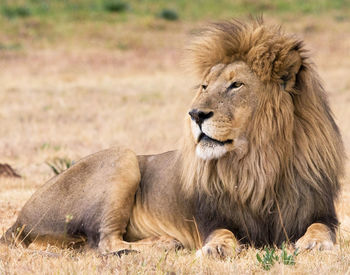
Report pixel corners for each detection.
[191,120,202,141]
[196,143,228,160]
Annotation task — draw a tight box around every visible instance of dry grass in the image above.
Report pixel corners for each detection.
[1,15,350,274]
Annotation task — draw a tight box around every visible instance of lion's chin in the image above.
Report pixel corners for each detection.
[195,142,228,160]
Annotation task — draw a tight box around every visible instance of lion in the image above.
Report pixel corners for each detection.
[1,19,344,258]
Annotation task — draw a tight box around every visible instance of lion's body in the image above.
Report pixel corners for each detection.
[3,149,200,250]
[2,20,344,256]
[4,148,141,248]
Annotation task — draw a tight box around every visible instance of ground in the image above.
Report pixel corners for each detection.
[1,4,350,274]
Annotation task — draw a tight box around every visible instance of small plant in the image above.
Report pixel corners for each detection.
[280,243,298,265]
[256,247,279,270]
[256,243,298,270]
[104,0,129,13]
[159,9,179,21]
[39,142,61,151]
[46,157,73,175]
[1,5,31,19]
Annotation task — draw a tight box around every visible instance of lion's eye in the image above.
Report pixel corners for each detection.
[201,84,208,90]
[228,82,243,90]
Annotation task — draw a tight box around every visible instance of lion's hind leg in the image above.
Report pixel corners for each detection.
[28,235,87,250]
[2,223,87,250]
[97,150,183,255]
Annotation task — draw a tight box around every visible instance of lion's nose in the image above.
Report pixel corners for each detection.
[189,109,213,126]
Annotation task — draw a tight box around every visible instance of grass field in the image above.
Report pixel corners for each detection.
[1,1,350,274]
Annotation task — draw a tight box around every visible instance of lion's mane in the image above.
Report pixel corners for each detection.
[180,19,344,245]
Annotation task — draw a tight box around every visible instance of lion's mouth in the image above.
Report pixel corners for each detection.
[198,132,233,146]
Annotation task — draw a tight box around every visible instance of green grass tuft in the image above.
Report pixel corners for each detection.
[1,5,31,19]
[46,157,74,175]
[0,0,349,22]
[103,0,129,13]
[158,9,179,21]
[256,243,299,270]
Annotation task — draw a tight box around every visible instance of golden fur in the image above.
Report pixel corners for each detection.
[182,19,344,214]
[2,19,344,257]
[181,20,344,253]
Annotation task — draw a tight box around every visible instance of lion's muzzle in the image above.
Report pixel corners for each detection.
[188,109,213,126]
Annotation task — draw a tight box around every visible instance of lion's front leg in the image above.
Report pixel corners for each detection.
[295,223,335,251]
[196,229,240,259]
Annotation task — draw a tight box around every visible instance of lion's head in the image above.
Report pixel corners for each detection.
[187,61,259,160]
[181,20,344,217]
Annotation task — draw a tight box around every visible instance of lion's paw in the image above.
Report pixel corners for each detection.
[196,242,240,259]
[295,236,334,251]
[295,223,335,251]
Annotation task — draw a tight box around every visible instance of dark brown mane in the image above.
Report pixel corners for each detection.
[181,19,345,246]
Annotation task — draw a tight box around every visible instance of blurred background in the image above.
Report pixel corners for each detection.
[1,1,350,273]
[0,0,349,179]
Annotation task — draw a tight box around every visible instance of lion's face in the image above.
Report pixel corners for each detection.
[188,61,261,160]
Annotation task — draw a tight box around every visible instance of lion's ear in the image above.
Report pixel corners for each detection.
[278,49,302,91]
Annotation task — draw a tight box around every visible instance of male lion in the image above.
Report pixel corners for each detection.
[2,20,344,258]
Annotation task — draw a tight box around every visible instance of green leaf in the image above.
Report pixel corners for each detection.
[256,253,263,263]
